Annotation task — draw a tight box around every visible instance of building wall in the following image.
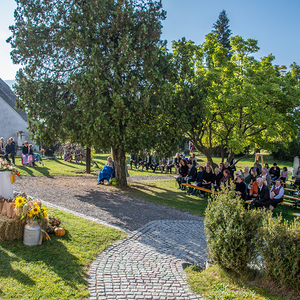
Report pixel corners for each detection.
[0,96,31,149]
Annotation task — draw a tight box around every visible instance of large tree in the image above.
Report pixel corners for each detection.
[212,9,232,52]
[8,0,175,186]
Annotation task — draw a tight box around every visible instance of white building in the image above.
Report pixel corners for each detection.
[0,78,32,153]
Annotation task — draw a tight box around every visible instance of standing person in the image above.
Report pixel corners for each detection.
[250,178,270,210]
[130,153,138,170]
[269,163,280,182]
[4,139,16,165]
[235,175,247,201]
[0,137,5,156]
[176,159,189,189]
[22,141,29,165]
[269,179,284,211]
[150,151,159,172]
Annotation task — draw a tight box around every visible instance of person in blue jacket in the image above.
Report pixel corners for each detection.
[4,139,16,164]
[97,157,115,185]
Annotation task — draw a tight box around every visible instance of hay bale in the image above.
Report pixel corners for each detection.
[0,216,47,241]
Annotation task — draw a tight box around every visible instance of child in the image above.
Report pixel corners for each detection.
[28,144,35,167]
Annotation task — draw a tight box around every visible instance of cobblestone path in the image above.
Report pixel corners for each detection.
[89,220,207,300]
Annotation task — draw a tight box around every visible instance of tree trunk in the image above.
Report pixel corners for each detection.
[227,151,235,164]
[86,147,91,174]
[221,146,225,163]
[194,143,217,169]
[112,146,127,187]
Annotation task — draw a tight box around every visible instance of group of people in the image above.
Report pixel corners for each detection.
[0,136,43,166]
[176,157,290,212]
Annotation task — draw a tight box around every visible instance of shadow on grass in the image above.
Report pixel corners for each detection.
[0,233,85,290]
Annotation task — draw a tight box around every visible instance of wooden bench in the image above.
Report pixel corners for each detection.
[0,154,22,158]
[293,213,300,219]
[181,183,218,195]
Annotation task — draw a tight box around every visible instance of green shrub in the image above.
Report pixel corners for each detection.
[204,187,263,274]
[257,212,300,294]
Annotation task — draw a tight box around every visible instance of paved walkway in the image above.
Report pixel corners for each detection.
[89,220,207,300]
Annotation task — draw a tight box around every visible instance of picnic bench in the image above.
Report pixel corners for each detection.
[293,213,300,219]
[0,154,22,158]
[181,183,218,195]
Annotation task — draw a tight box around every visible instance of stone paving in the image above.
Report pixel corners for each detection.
[89,220,207,300]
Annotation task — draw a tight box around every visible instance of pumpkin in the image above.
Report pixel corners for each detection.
[54,227,65,237]
[46,225,54,234]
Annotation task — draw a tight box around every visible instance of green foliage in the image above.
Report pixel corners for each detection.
[8,0,179,186]
[257,213,300,295]
[212,9,232,52]
[204,186,263,274]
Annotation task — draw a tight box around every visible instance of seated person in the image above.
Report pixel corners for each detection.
[251,162,261,176]
[269,179,284,211]
[130,153,138,170]
[219,162,224,172]
[224,161,232,176]
[160,156,168,173]
[35,152,44,166]
[189,153,197,167]
[249,177,270,210]
[198,166,214,198]
[97,157,115,185]
[261,167,271,186]
[204,161,211,172]
[220,169,233,188]
[243,166,252,185]
[22,141,29,166]
[173,153,181,174]
[75,148,83,164]
[143,151,152,171]
[64,152,72,162]
[249,178,259,199]
[269,163,280,182]
[212,167,223,191]
[255,160,262,174]
[166,157,174,174]
[28,144,35,166]
[248,168,258,191]
[293,166,300,189]
[184,160,198,194]
[190,166,205,195]
[150,151,159,172]
[279,167,288,183]
[4,139,16,164]
[235,175,247,201]
[176,159,189,189]
[137,151,145,170]
[0,137,5,156]
[264,163,270,174]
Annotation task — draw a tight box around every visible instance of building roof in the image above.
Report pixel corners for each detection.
[0,78,27,121]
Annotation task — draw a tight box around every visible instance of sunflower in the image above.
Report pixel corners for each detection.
[15,197,25,207]
[26,210,33,218]
[43,210,48,218]
[33,202,37,206]
[32,206,40,215]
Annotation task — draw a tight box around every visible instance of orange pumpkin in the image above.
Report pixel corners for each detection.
[54,227,65,237]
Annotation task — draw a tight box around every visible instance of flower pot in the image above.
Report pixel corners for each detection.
[0,171,14,198]
[23,221,41,246]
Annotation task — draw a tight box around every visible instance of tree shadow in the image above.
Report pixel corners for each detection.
[0,234,85,290]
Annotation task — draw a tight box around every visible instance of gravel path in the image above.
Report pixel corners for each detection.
[15,176,201,231]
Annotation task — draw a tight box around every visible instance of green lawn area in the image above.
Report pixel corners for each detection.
[185,264,295,300]
[0,206,126,300]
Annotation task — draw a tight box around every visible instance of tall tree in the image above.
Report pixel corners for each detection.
[8,0,175,186]
[212,9,232,52]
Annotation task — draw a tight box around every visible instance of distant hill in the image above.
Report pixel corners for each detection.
[4,80,16,91]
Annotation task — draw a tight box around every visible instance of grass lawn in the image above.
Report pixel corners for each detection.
[0,207,126,300]
[185,264,296,300]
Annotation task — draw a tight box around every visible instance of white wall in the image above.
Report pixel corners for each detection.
[0,96,31,148]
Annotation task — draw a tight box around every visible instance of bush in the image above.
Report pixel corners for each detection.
[204,187,263,274]
[257,212,300,295]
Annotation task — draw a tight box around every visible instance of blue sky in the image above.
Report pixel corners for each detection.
[1,0,299,80]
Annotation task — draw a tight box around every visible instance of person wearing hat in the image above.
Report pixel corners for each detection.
[184,160,198,194]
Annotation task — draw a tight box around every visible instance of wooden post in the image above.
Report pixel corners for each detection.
[86,147,91,174]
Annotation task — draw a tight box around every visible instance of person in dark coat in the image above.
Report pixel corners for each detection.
[235,175,247,201]
[22,141,29,165]
[176,159,189,189]
[250,177,270,209]
[4,139,16,164]
[184,160,198,194]
[269,163,280,181]
[212,167,223,191]
[190,166,205,195]
[130,153,138,170]
[198,166,214,197]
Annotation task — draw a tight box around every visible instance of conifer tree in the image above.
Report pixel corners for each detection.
[212,10,232,51]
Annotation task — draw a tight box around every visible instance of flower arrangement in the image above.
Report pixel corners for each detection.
[0,159,20,175]
[14,196,47,222]
[48,215,61,227]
